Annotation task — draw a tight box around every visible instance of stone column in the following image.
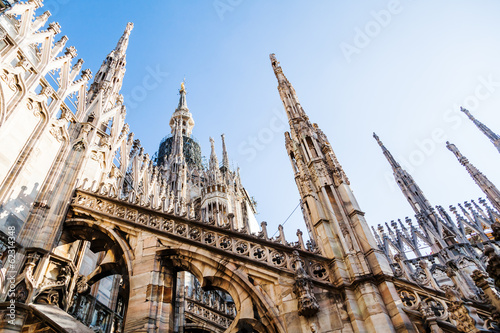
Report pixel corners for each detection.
[123,237,176,333]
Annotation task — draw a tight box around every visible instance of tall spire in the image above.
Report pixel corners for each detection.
[221,134,229,171]
[157,83,202,169]
[209,137,219,171]
[373,133,401,172]
[373,133,437,224]
[88,22,133,104]
[446,141,500,212]
[460,107,500,153]
[269,55,415,332]
[208,137,221,184]
[271,53,376,264]
[269,53,308,121]
[169,82,194,136]
[170,118,184,162]
[115,22,133,57]
[269,53,289,86]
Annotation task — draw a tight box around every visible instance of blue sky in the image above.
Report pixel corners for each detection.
[42,0,500,241]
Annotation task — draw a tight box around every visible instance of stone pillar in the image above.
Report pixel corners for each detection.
[175,272,187,333]
[351,281,398,333]
[124,237,176,333]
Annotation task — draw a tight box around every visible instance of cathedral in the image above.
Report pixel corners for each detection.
[1,1,500,332]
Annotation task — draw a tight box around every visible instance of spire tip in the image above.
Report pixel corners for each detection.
[269,53,280,68]
[372,132,383,147]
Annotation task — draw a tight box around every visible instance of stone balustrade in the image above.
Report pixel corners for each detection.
[71,190,332,283]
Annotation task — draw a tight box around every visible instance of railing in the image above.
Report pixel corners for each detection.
[185,297,235,330]
[71,190,331,283]
[68,294,123,333]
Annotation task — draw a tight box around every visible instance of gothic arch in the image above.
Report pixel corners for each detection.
[63,218,135,281]
[158,247,285,333]
[61,218,134,329]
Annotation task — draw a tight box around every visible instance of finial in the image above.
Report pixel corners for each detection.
[373,132,383,146]
[269,53,279,67]
[221,134,229,170]
[460,106,474,120]
[270,53,289,85]
[180,79,186,93]
[126,22,134,33]
[111,22,134,58]
[446,141,468,165]
[398,219,407,230]
[446,141,456,152]
[373,132,403,172]
[175,79,189,111]
[377,224,386,236]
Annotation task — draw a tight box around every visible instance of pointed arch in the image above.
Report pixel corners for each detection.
[157,248,286,333]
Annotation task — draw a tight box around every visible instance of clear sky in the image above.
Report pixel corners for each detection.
[42,0,500,242]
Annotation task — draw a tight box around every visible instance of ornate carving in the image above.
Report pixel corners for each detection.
[418,297,447,333]
[443,285,486,332]
[75,275,90,295]
[0,69,19,91]
[413,265,430,286]
[471,269,500,323]
[50,108,73,142]
[340,224,354,252]
[23,252,41,290]
[73,123,92,150]
[419,299,436,318]
[291,251,319,317]
[13,280,28,303]
[72,191,331,281]
[392,255,404,277]
[36,289,60,307]
[485,246,500,290]
[491,222,500,241]
[398,290,418,309]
